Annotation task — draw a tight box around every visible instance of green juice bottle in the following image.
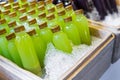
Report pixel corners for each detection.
[75,10,91,45]
[0,28,13,60]
[28,18,39,33]
[38,12,47,24]
[56,2,64,11]
[37,1,44,7]
[18,8,27,17]
[12,2,20,7]
[39,22,53,44]
[8,12,19,22]
[46,14,58,28]
[65,5,76,20]
[64,16,81,45]
[0,19,10,33]
[3,3,12,11]
[37,5,46,15]
[13,6,20,17]
[14,25,42,76]
[19,15,28,28]
[27,29,47,68]
[2,10,11,21]
[57,9,66,30]
[47,7,58,18]
[8,21,17,33]
[45,0,55,10]
[0,2,7,11]
[27,9,37,19]
[6,33,23,67]
[51,25,72,53]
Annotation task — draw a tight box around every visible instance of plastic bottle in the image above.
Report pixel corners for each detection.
[37,5,46,15]
[27,9,37,19]
[51,25,72,53]
[27,29,47,68]
[39,22,53,44]
[46,14,58,28]
[3,3,12,11]
[75,10,91,45]
[13,6,20,17]
[14,25,42,76]
[45,0,56,10]
[47,7,58,18]
[8,21,17,33]
[64,16,81,45]
[65,5,76,20]
[19,15,28,29]
[0,28,13,60]
[37,1,44,6]
[0,19,10,33]
[56,2,64,11]
[57,9,66,30]
[8,12,19,22]
[6,33,23,67]
[2,10,11,20]
[38,12,47,24]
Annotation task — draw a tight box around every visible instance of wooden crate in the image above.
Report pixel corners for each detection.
[0,24,114,80]
[88,20,120,63]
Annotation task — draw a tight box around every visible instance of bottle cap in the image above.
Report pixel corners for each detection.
[38,1,44,6]
[39,22,47,29]
[2,10,10,15]
[48,7,55,13]
[38,12,46,19]
[0,10,1,14]
[51,25,60,33]
[30,0,37,4]
[58,10,65,16]
[64,16,72,22]
[8,21,17,28]
[65,5,73,11]
[4,3,11,10]
[14,25,25,33]
[28,9,36,15]
[13,2,19,6]
[0,2,6,7]
[45,0,52,5]
[75,9,84,15]
[21,3,28,8]
[13,6,20,11]
[29,3,36,8]
[19,15,27,21]
[26,29,36,36]
[21,0,27,2]
[46,14,55,20]
[38,5,45,11]
[56,3,64,9]
[19,8,26,13]
[8,0,14,3]
[28,18,37,25]
[9,12,17,18]
[6,32,16,40]
[0,19,6,24]
[0,28,7,35]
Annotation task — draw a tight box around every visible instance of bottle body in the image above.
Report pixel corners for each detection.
[64,22,81,45]
[15,32,42,76]
[52,31,72,53]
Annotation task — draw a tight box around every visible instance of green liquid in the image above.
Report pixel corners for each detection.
[52,31,72,53]
[0,36,13,60]
[75,14,91,45]
[31,34,47,68]
[15,32,42,76]
[47,18,58,28]
[8,39,23,67]
[39,27,53,44]
[58,15,66,30]
[64,21,81,45]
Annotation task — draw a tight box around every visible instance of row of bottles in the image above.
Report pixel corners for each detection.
[0,0,91,76]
